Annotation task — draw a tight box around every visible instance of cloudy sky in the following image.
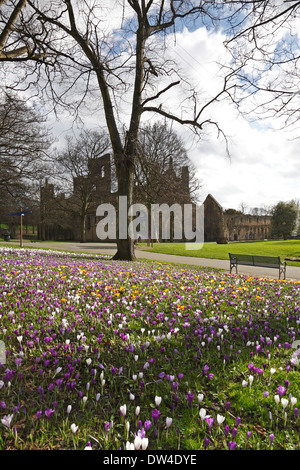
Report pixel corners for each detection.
[162,25,300,212]
[25,2,299,214]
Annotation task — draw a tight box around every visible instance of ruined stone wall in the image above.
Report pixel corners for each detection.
[203,194,228,242]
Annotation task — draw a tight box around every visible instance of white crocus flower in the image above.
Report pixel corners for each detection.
[217,414,225,426]
[142,437,149,450]
[71,423,78,433]
[281,398,289,409]
[155,396,162,407]
[166,417,173,428]
[1,414,13,428]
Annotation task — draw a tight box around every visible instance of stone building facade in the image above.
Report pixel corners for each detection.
[203,194,271,242]
[39,153,192,242]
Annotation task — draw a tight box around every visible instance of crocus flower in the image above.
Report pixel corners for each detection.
[166,417,173,428]
[151,409,161,425]
[155,396,162,407]
[134,435,142,450]
[224,424,230,437]
[141,438,149,450]
[204,437,210,449]
[276,385,287,397]
[228,441,237,450]
[71,423,78,433]
[281,398,289,409]
[120,404,127,417]
[186,391,194,407]
[206,417,214,433]
[217,414,225,426]
[144,420,152,432]
[198,393,204,404]
[1,414,13,428]
[199,408,207,421]
[45,408,55,419]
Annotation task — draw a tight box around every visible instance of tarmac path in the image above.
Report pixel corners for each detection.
[1,240,300,282]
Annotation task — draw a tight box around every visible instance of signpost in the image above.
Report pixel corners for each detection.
[8,209,32,248]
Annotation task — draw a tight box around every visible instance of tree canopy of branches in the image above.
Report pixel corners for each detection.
[135,122,200,206]
[0,90,52,202]
[224,1,300,130]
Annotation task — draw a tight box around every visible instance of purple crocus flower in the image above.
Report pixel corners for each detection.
[276,385,287,397]
[204,437,210,449]
[224,424,230,437]
[172,382,179,391]
[186,391,194,407]
[144,419,152,431]
[206,417,214,433]
[228,441,237,450]
[45,408,55,418]
[151,409,161,424]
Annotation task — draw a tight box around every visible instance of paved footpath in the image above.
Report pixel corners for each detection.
[1,240,300,282]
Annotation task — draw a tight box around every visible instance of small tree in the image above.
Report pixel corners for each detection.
[271,201,298,240]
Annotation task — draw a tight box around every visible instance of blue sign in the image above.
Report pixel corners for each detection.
[8,210,32,216]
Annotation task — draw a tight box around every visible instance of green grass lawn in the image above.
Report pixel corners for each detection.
[140,240,300,266]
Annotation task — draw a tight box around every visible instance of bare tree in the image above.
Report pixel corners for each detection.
[0,90,52,201]
[0,1,240,260]
[52,129,111,242]
[135,122,201,205]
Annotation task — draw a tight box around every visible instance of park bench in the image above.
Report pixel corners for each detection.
[229,253,287,280]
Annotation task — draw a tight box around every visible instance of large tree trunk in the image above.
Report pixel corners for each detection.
[112,155,136,261]
[80,214,86,243]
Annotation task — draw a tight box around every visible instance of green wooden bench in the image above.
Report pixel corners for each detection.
[229,253,287,280]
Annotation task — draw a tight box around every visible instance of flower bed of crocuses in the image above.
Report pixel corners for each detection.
[1,246,300,451]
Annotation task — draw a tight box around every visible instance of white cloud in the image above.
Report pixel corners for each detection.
[162,26,300,211]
